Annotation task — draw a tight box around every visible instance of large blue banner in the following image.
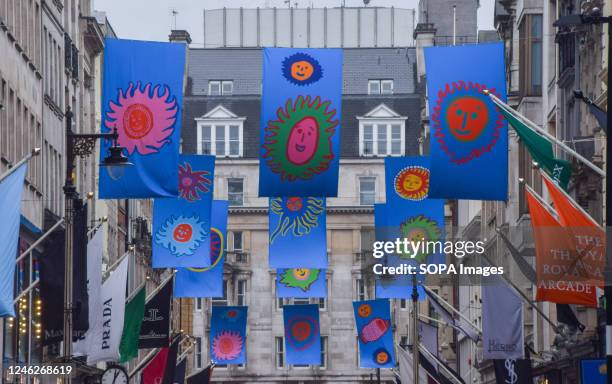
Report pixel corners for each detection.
[269,197,327,268]
[276,269,327,298]
[260,48,342,197]
[0,164,27,317]
[152,155,214,268]
[283,304,321,365]
[99,38,185,199]
[353,299,395,368]
[373,199,444,300]
[174,200,228,298]
[210,306,248,364]
[424,42,508,200]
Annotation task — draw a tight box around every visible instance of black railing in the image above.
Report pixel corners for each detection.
[558,31,576,74]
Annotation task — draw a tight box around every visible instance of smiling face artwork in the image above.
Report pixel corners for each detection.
[286,117,319,165]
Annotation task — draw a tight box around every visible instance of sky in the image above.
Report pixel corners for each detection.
[94,0,495,45]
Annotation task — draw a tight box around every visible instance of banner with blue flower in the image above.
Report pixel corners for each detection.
[353,299,395,368]
[152,155,214,268]
[210,306,248,364]
[175,200,228,298]
[260,48,343,197]
[424,42,508,200]
[99,38,185,198]
[268,197,327,268]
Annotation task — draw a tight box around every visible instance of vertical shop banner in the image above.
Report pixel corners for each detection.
[153,155,215,268]
[99,38,185,199]
[494,350,533,384]
[139,278,173,349]
[86,257,129,364]
[210,306,248,364]
[525,187,597,307]
[353,299,395,368]
[174,200,229,298]
[424,42,508,200]
[374,200,444,299]
[0,164,26,317]
[268,197,327,268]
[119,286,146,362]
[260,48,343,197]
[276,268,327,298]
[283,304,321,365]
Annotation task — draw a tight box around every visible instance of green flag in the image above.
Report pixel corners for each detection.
[119,286,146,363]
[498,106,572,189]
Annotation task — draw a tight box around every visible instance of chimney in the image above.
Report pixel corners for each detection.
[169,30,192,45]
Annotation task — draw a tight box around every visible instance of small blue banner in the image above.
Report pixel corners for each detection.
[353,299,395,368]
[276,269,327,298]
[269,197,327,268]
[260,48,343,197]
[210,306,248,364]
[152,155,214,268]
[175,200,229,298]
[424,42,508,200]
[99,38,185,199]
[581,359,606,384]
[283,304,321,365]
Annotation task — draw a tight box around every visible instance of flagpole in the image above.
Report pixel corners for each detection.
[485,90,606,177]
[0,148,41,183]
[418,344,464,384]
[146,272,175,302]
[411,274,419,384]
[102,249,132,279]
[422,285,482,333]
[128,348,159,379]
[418,313,454,329]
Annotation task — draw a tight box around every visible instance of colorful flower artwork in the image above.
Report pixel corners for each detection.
[178,162,212,202]
[353,299,395,368]
[425,42,508,200]
[276,268,326,298]
[283,304,321,365]
[260,48,343,197]
[268,197,327,269]
[210,306,247,364]
[99,39,185,199]
[154,215,208,257]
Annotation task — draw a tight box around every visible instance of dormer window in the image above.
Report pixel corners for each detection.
[208,80,233,96]
[357,104,406,156]
[195,105,245,157]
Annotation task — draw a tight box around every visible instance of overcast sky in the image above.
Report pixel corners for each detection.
[94,0,495,45]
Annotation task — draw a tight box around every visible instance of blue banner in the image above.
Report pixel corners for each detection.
[210,306,248,364]
[99,38,185,198]
[0,164,27,317]
[269,197,327,268]
[283,304,321,365]
[581,359,606,384]
[152,155,214,268]
[276,269,327,298]
[424,42,508,200]
[353,299,395,368]
[260,48,342,197]
[175,200,229,298]
[373,199,444,300]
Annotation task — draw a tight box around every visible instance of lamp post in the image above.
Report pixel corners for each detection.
[62,107,131,381]
[553,9,611,383]
[412,274,419,384]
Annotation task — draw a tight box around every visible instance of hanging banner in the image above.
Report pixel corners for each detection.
[482,277,524,360]
[494,350,533,384]
[580,359,607,384]
[99,38,185,199]
[283,304,321,365]
[0,164,26,317]
[74,229,104,355]
[86,257,129,364]
[541,173,605,288]
[525,187,597,307]
[260,48,343,197]
[72,201,89,339]
[374,200,444,300]
[119,286,146,362]
[425,42,508,200]
[210,306,248,364]
[269,197,327,268]
[385,156,438,205]
[139,278,173,349]
[174,200,229,298]
[276,268,327,298]
[152,155,215,268]
[353,299,395,369]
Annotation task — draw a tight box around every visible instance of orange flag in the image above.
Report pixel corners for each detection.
[525,186,597,307]
[541,173,604,289]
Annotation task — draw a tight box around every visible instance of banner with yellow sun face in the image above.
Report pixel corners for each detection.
[259,48,342,197]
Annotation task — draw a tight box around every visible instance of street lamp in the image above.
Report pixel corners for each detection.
[62,107,132,376]
[553,9,612,382]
